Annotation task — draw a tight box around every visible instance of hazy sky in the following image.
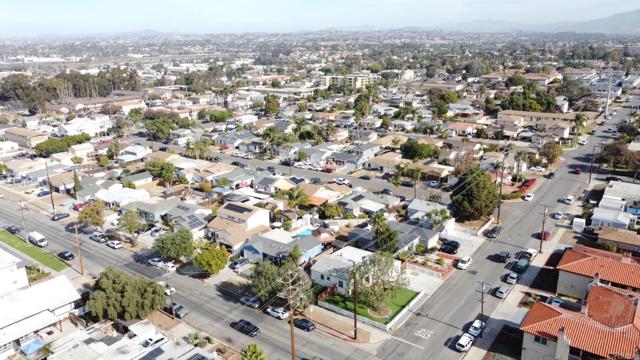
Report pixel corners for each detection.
[1,0,639,36]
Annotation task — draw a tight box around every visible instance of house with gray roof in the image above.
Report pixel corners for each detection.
[242,229,322,265]
[121,197,182,223]
[337,191,401,217]
[121,171,153,188]
[348,221,440,254]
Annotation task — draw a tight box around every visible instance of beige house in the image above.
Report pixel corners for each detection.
[69,143,95,160]
[3,127,48,148]
[597,227,640,253]
[364,152,410,173]
[207,202,270,253]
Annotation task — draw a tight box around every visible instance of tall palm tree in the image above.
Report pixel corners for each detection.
[287,187,310,210]
[514,151,529,175]
[573,113,588,144]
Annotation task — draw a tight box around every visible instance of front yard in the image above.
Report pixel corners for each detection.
[0,230,67,271]
[325,287,418,325]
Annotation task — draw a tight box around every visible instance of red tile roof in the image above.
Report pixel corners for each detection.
[521,287,640,358]
[556,245,640,289]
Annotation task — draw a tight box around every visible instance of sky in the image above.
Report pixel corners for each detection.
[1,0,639,37]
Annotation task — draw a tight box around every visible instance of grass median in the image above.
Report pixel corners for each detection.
[325,287,418,325]
[0,230,67,272]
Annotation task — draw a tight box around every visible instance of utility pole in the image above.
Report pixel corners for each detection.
[45,160,56,215]
[588,145,597,184]
[20,201,28,244]
[540,205,548,254]
[496,152,507,224]
[286,271,297,360]
[476,281,490,338]
[352,266,359,340]
[74,225,84,275]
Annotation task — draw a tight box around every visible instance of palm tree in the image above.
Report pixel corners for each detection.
[370,212,386,229]
[194,140,211,160]
[514,151,529,175]
[573,113,588,144]
[184,140,196,158]
[286,187,310,210]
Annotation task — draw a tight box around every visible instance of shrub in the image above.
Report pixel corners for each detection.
[435,258,446,267]
[415,243,426,255]
[501,191,523,200]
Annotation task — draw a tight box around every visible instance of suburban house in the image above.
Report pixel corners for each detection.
[348,221,439,254]
[207,202,271,253]
[596,227,640,253]
[337,191,401,217]
[68,143,94,160]
[116,145,152,164]
[329,143,380,171]
[297,183,353,206]
[602,181,640,216]
[121,197,182,223]
[94,183,151,208]
[556,244,640,299]
[406,199,449,228]
[254,176,295,195]
[58,116,113,137]
[364,151,410,173]
[520,285,640,360]
[590,207,637,229]
[164,203,210,238]
[3,127,48,148]
[121,171,153,188]
[242,229,322,265]
[0,248,80,360]
[311,246,401,295]
[212,167,255,190]
[447,122,482,137]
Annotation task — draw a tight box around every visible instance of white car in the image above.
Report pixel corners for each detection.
[551,211,564,220]
[523,193,534,201]
[455,333,475,352]
[106,240,123,249]
[505,272,518,285]
[496,286,512,299]
[148,257,164,267]
[578,139,588,145]
[266,307,289,320]
[160,261,177,272]
[530,166,546,172]
[428,180,439,187]
[468,320,485,337]
[456,256,472,270]
[562,195,575,204]
[164,286,176,296]
[525,248,538,259]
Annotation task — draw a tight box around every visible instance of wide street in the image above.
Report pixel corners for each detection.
[0,100,635,360]
[375,102,636,360]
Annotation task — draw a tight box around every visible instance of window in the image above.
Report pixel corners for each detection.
[534,335,548,345]
[327,276,331,281]
[320,274,324,280]
[338,281,344,288]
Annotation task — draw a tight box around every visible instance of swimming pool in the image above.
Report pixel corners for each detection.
[295,228,313,237]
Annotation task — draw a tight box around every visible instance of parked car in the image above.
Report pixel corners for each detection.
[456,256,472,270]
[578,139,588,145]
[523,193,534,201]
[562,195,575,204]
[495,286,512,299]
[455,333,474,352]
[36,190,50,197]
[160,261,177,272]
[164,303,188,318]
[401,180,413,187]
[231,319,260,337]
[309,177,322,184]
[293,318,316,332]
[605,176,622,182]
[106,240,123,249]
[72,203,86,211]
[359,175,371,180]
[573,168,583,175]
[547,172,555,179]
[57,251,75,261]
[266,307,289,320]
[441,240,460,249]
[159,146,169,152]
[4,225,20,234]
[148,257,164,267]
[512,258,530,274]
[468,320,485,337]
[495,251,511,263]
[90,232,107,243]
[440,245,458,255]
[231,258,250,271]
[380,188,393,195]
[157,282,176,296]
[240,296,261,309]
[537,231,550,240]
[487,226,503,239]
[505,272,518,285]
[551,211,564,220]
[51,212,70,221]
[521,248,538,260]
[428,180,440,187]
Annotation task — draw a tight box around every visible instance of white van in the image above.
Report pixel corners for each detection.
[27,231,48,247]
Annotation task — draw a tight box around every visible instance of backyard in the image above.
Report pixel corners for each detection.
[0,230,68,271]
[325,287,418,325]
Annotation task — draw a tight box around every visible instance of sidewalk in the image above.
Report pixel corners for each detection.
[302,305,389,343]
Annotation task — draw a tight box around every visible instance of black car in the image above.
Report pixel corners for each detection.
[293,318,316,332]
[159,146,169,152]
[309,177,322,184]
[487,226,503,239]
[359,175,371,180]
[4,225,20,234]
[441,239,460,250]
[380,188,393,195]
[51,212,70,221]
[547,172,555,179]
[440,245,458,255]
[164,303,189,318]
[231,319,260,337]
[495,251,511,263]
[606,176,622,182]
[401,180,413,187]
[230,161,246,168]
[58,251,75,261]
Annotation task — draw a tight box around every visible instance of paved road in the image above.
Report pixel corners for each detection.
[0,191,377,360]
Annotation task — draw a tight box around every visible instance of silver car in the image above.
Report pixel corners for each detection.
[496,286,512,299]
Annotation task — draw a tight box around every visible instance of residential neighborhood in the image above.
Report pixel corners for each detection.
[1,2,640,360]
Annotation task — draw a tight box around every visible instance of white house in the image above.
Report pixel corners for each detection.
[116,145,152,163]
[68,143,94,160]
[58,116,113,137]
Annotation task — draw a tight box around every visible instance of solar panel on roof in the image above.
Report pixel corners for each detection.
[185,355,207,360]
[225,203,251,214]
[140,347,165,360]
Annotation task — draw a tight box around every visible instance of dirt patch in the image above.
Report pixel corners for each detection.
[482,325,523,360]
[457,217,490,232]
[146,310,182,331]
[368,304,391,318]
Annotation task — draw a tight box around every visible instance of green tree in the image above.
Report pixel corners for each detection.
[34,134,91,155]
[119,210,144,244]
[87,267,165,321]
[539,142,563,164]
[241,344,266,360]
[373,221,399,252]
[107,140,122,160]
[145,117,175,141]
[250,260,282,302]
[79,201,106,230]
[596,141,639,170]
[505,74,526,87]
[573,113,588,142]
[297,150,309,162]
[153,228,194,261]
[98,155,109,167]
[70,156,83,164]
[286,187,310,210]
[215,177,231,187]
[289,244,302,264]
[73,169,82,196]
[350,252,405,312]
[194,244,228,275]
[0,163,7,174]
[400,139,437,160]
[264,94,280,115]
[318,203,343,219]
[451,166,499,221]
[145,159,176,185]
[425,66,437,78]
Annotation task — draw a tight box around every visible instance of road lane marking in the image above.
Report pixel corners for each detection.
[414,328,433,340]
[391,336,425,350]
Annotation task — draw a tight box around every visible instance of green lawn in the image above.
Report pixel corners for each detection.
[0,230,67,271]
[325,288,418,325]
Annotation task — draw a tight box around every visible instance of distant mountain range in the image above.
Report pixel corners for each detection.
[435,8,640,35]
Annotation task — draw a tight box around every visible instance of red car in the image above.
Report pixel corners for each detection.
[574,168,583,175]
[537,231,550,240]
[72,203,86,211]
[382,173,395,180]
